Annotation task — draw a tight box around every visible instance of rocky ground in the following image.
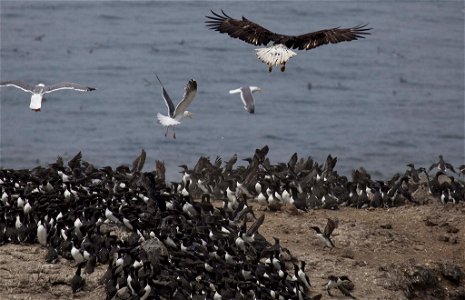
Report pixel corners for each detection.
[1,194,464,300]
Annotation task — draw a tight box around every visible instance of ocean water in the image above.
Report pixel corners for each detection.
[1,1,464,181]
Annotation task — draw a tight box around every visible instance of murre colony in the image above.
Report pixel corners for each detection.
[0,149,463,298]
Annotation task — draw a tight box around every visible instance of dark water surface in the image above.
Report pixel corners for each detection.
[1,1,464,180]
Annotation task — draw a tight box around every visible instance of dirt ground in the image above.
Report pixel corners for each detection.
[0,200,464,300]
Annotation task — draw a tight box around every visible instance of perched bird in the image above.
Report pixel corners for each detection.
[206,10,371,72]
[0,80,96,111]
[155,74,197,139]
[70,263,86,293]
[325,275,356,299]
[229,86,262,114]
[310,218,338,248]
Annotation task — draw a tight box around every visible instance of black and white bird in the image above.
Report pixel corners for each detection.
[229,86,262,114]
[155,74,197,139]
[325,275,356,299]
[0,81,96,111]
[310,218,338,248]
[428,155,457,174]
[206,10,371,72]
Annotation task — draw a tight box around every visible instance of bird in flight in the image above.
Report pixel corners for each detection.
[428,155,457,174]
[206,10,371,72]
[155,74,197,139]
[310,218,339,248]
[0,81,96,112]
[229,86,261,114]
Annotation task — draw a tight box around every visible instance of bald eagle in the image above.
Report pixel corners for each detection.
[205,10,371,72]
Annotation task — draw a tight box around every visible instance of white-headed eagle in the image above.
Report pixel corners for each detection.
[205,10,371,72]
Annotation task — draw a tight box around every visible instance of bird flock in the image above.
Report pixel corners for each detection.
[0,150,323,299]
[1,10,371,136]
[1,148,463,298]
[177,146,465,211]
[1,7,462,300]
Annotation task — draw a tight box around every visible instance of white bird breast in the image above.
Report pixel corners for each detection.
[255,44,297,66]
[30,94,42,110]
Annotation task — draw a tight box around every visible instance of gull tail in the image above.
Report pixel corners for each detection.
[229,88,242,94]
[156,113,180,126]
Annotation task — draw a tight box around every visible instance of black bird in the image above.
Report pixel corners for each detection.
[143,172,166,212]
[310,218,338,248]
[85,253,97,274]
[325,275,356,299]
[45,246,59,264]
[406,163,421,183]
[70,263,85,293]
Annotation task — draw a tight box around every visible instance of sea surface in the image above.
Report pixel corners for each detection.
[1,1,464,181]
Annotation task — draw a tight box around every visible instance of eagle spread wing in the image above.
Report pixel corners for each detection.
[206,10,371,50]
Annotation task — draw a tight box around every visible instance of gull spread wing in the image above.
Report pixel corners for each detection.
[44,82,96,93]
[173,79,197,118]
[0,80,35,93]
[155,74,175,117]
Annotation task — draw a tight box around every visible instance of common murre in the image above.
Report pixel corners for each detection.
[310,218,338,248]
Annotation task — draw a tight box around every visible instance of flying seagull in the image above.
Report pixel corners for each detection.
[206,10,371,72]
[155,74,197,139]
[0,80,96,112]
[310,218,338,248]
[229,86,261,114]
